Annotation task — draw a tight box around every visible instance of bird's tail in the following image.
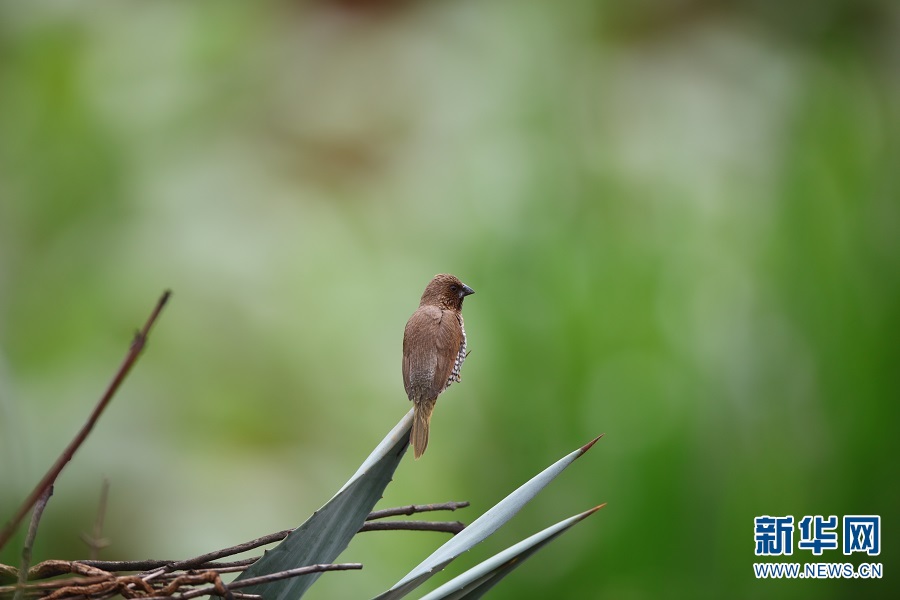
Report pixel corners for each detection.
[411,400,435,459]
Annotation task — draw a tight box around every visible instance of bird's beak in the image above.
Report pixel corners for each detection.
[461,284,475,297]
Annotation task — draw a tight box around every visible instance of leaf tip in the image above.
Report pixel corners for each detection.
[578,434,604,455]
[576,503,606,521]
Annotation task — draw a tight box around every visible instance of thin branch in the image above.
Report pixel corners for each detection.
[0,291,172,552]
[178,563,362,600]
[24,558,257,580]
[25,561,111,582]
[140,528,292,579]
[41,574,151,600]
[80,479,110,560]
[13,487,54,600]
[155,565,250,578]
[366,501,469,521]
[1,574,112,595]
[0,560,363,598]
[359,520,465,534]
[1,561,267,599]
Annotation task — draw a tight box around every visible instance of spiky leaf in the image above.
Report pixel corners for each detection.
[420,505,604,600]
[234,410,414,599]
[372,435,602,600]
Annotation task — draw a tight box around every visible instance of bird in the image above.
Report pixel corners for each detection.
[402,273,474,459]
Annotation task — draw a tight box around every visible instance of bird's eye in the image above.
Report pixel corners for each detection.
[450,284,459,292]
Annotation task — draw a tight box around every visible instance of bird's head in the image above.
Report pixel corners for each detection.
[420,273,474,310]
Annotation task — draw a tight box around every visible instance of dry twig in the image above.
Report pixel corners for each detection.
[360,520,465,534]
[365,501,469,521]
[0,291,171,551]
[13,487,54,600]
[173,563,362,600]
[1,563,362,600]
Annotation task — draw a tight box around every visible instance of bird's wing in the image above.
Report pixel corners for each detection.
[402,305,461,402]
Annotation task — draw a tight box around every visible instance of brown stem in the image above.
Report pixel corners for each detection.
[137,563,363,600]
[0,291,171,552]
[13,486,54,600]
[360,520,464,534]
[140,529,292,579]
[365,501,469,521]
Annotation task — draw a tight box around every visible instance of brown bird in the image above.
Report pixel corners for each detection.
[403,273,475,459]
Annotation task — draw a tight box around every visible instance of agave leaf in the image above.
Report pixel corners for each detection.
[372,435,602,600]
[234,409,414,600]
[420,505,605,600]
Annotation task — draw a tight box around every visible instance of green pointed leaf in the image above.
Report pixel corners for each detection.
[372,435,602,600]
[420,505,604,600]
[234,409,414,600]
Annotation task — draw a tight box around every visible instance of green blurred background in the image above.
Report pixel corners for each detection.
[1,1,897,598]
